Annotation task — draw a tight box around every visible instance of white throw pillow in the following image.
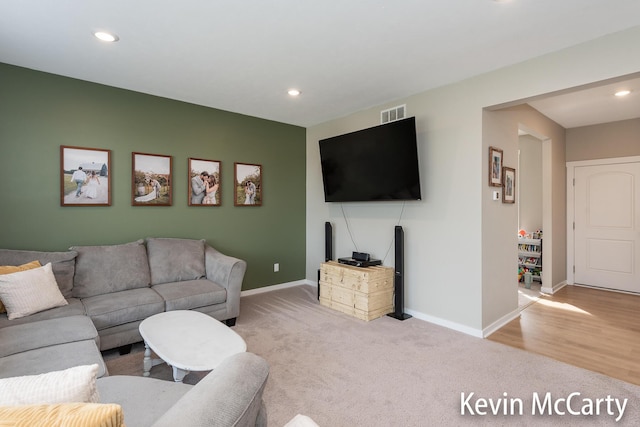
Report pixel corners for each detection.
[284,414,321,427]
[0,364,100,405]
[0,262,67,320]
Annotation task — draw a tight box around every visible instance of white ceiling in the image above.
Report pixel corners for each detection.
[527,75,640,129]
[1,0,639,128]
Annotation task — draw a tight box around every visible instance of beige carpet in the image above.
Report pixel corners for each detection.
[107,285,640,426]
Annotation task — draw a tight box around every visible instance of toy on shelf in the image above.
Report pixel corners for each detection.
[518,266,527,282]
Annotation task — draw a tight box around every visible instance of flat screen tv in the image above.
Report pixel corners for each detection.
[319,117,421,202]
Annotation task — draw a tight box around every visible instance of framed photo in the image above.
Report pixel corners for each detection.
[132,152,172,206]
[189,158,221,206]
[60,146,111,206]
[234,162,262,206]
[488,146,503,187]
[502,167,516,204]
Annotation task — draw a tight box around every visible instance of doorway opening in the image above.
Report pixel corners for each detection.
[517,125,551,308]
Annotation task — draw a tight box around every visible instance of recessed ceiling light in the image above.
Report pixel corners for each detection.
[614,90,631,97]
[94,31,119,42]
[288,89,301,97]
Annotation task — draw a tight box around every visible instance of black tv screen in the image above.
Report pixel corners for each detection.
[319,117,421,202]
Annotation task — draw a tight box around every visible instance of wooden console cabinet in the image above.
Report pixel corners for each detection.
[319,261,394,321]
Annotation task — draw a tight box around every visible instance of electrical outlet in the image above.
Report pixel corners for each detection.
[274,263,279,272]
[492,191,500,201]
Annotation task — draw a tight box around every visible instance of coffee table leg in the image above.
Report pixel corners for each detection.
[172,366,189,383]
[143,341,152,377]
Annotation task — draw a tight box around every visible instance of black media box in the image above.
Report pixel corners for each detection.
[337,257,382,268]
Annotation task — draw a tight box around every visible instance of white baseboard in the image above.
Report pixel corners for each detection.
[404,308,484,338]
[541,280,567,294]
[241,279,316,297]
[482,308,522,338]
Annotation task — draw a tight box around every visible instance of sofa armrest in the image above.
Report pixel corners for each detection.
[204,245,247,319]
[152,352,269,427]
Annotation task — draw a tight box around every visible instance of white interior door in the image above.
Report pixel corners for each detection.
[574,161,640,293]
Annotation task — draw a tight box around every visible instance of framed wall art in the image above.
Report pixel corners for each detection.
[132,152,172,206]
[189,158,221,206]
[234,162,262,206]
[488,146,503,187]
[502,167,516,204]
[60,145,112,206]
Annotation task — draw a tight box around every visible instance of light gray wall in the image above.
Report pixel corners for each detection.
[566,118,640,161]
[306,25,640,335]
[519,134,543,233]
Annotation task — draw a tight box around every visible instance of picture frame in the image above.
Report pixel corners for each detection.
[60,145,112,206]
[502,167,516,204]
[132,152,172,206]
[189,158,221,206]
[234,162,262,206]
[488,146,503,187]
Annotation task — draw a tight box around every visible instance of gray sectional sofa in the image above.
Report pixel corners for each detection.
[0,238,270,426]
[0,237,246,374]
[0,237,246,352]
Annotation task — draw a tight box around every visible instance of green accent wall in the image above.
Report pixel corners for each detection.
[0,63,306,290]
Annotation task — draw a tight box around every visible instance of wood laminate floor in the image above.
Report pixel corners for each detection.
[488,284,640,386]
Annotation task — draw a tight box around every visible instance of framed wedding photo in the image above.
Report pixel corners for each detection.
[132,152,172,206]
[488,146,503,187]
[60,145,112,207]
[502,167,516,204]
[234,162,262,206]
[189,158,221,206]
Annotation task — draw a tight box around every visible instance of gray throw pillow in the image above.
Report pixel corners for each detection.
[146,238,206,285]
[70,240,151,298]
[0,249,77,298]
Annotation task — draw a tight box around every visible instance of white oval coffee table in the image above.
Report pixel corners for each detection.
[139,310,246,382]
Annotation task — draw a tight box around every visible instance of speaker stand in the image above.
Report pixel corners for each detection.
[387,312,412,321]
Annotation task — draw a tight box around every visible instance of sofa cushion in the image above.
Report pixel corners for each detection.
[71,240,151,298]
[81,288,164,331]
[152,279,226,311]
[0,315,98,358]
[0,298,85,330]
[0,260,41,313]
[146,238,206,285]
[95,321,146,351]
[0,364,99,405]
[0,403,124,427]
[97,376,192,427]
[0,249,77,298]
[0,340,107,380]
[0,263,68,320]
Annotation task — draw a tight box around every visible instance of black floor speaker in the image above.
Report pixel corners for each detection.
[388,225,412,320]
[319,222,333,299]
[325,222,333,262]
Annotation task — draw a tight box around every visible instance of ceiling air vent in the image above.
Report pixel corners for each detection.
[381,104,406,124]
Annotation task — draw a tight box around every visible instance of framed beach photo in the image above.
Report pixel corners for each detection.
[488,146,503,187]
[60,146,111,206]
[234,162,262,206]
[132,152,172,206]
[189,158,221,206]
[502,167,516,204]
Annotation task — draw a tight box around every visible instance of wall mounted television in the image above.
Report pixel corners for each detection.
[319,117,421,202]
